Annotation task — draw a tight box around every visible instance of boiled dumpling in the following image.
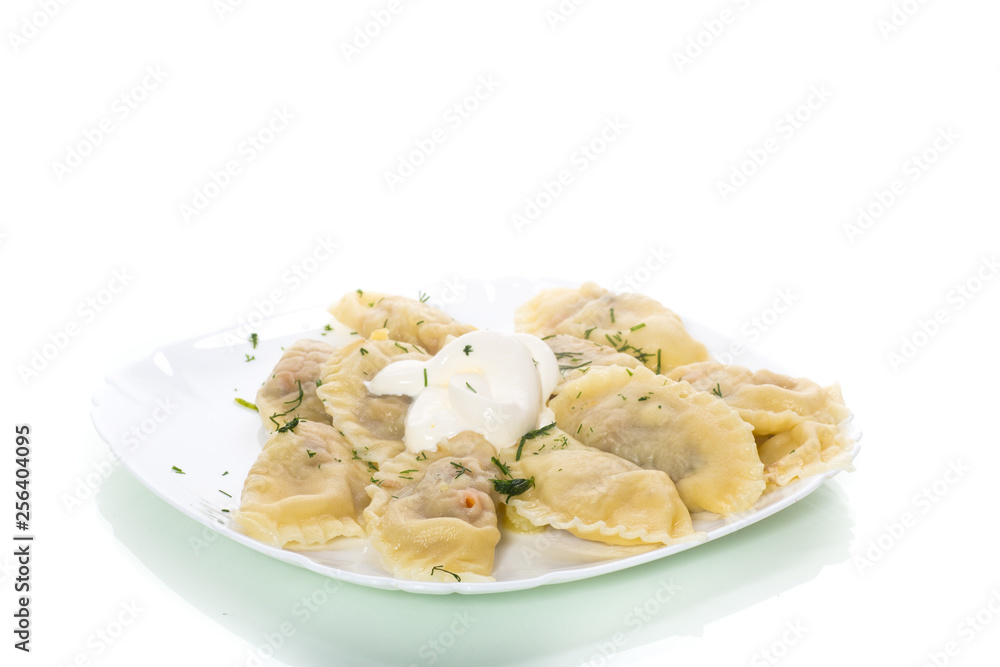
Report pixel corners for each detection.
[255,339,335,432]
[328,289,474,355]
[667,361,855,486]
[515,282,709,374]
[234,421,370,548]
[543,334,642,381]
[316,337,430,467]
[364,432,501,582]
[666,362,851,434]
[495,426,696,546]
[549,365,764,515]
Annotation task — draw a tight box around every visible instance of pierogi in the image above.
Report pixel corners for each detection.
[230,283,857,583]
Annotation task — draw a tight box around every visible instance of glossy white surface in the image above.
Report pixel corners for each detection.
[2,2,998,665]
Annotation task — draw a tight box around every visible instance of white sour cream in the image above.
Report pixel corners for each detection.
[365,331,559,454]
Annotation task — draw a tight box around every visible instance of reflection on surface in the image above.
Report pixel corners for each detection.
[98,468,854,667]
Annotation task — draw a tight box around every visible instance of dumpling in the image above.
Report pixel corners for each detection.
[234,421,371,549]
[494,426,696,546]
[666,361,851,435]
[316,337,430,467]
[667,361,855,486]
[756,421,855,486]
[363,432,501,582]
[255,339,335,432]
[515,282,709,373]
[543,334,642,381]
[328,289,475,355]
[549,365,764,515]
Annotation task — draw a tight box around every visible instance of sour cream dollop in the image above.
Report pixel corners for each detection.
[365,331,559,454]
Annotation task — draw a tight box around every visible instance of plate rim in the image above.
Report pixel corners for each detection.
[90,292,860,595]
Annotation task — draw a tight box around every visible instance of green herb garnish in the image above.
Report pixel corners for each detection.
[276,416,301,433]
[219,489,232,498]
[463,344,473,356]
[711,383,723,398]
[235,397,258,411]
[491,456,511,478]
[249,332,258,348]
[491,476,535,502]
[451,461,472,478]
[431,565,461,582]
[171,466,185,474]
[284,380,304,407]
[306,449,316,458]
[515,422,556,461]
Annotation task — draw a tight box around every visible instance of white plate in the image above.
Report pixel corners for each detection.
[90,280,859,595]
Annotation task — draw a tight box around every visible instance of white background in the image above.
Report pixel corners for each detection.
[2,1,999,666]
